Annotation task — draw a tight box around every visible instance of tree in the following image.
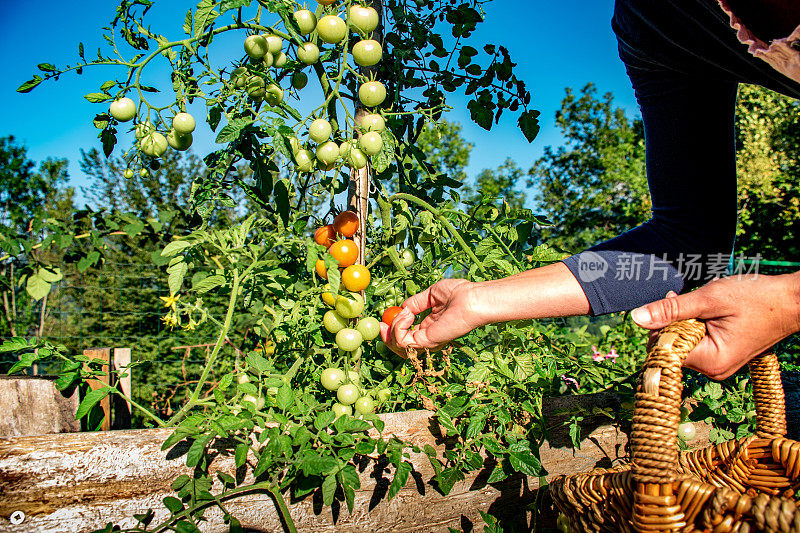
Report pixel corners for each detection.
[0,136,74,232]
[463,158,528,211]
[733,85,800,260]
[528,83,649,253]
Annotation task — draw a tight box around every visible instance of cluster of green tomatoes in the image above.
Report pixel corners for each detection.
[230,2,388,174]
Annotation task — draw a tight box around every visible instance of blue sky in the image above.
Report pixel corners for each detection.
[0,0,637,207]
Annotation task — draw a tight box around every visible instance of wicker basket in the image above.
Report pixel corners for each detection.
[550,319,800,532]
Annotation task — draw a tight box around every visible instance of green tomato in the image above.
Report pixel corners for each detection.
[339,140,353,157]
[400,247,416,267]
[323,310,348,333]
[172,112,196,134]
[139,132,168,157]
[356,317,380,341]
[246,76,266,100]
[274,52,288,68]
[556,514,571,533]
[135,121,154,139]
[265,84,284,106]
[337,346,363,362]
[362,113,385,132]
[336,383,360,405]
[265,35,283,55]
[320,367,345,391]
[293,9,317,35]
[348,5,379,34]
[297,42,320,64]
[316,141,340,165]
[347,370,361,384]
[288,136,301,155]
[309,119,332,143]
[291,72,308,89]
[358,131,383,155]
[375,340,390,356]
[377,388,391,403]
[139,168,149,178]
[167,130,193,151]
[677,422,697,442]
[109,97,136,122]
[124,168,134,179]
[354,396,375,415]
[261,52,275,68]
[359,81,386,107]
[295,149,315,172]
[317,15,347,44]
[242,393,265,410]
[332,402,353,417]
[336,328,363,352]
[347,148,368,169]
[244,34,269,60]
[230,66,248,88]
[352,39,382,67]
[680,406,690,421]
[335,292,365,318]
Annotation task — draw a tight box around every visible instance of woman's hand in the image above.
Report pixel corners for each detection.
[379,278,483,355]
[631,272,800,379]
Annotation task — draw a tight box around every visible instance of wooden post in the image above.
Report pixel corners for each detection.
[112,348,132,430]
[348,0,384,267]
[0,376,79,437]
[82,348,111,431]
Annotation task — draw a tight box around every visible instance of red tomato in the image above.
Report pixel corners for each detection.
[382,306,402,326]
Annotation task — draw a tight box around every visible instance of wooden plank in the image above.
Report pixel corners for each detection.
[0,376,79,437]
[82,348,111,431]
[112,348,132,430]
[0,397,656,533]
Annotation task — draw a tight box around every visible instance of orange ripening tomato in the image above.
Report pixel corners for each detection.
[315,259,328,279]
[333,211,359,237]
[314,224,336,248]
[342,264,370,292]
[382,306,402,326]
[329,239,359,267]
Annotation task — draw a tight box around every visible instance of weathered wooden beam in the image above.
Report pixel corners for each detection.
[0,393,706,532]
[0,376,79,438]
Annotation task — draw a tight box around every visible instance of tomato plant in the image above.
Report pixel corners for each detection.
[8,0,558,529]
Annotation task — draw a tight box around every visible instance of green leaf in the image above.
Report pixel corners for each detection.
[17,76,43,93]
[75,386,113,419]
[245,352,270,374]
[84,92,112,103]
[162,496,184,514]
[101,129,116,157]
[314,411,336,431]
[467,99,493,130]
[518,109,541,142]
[186,433,212,468]
[486,464,508,483]
[235,443,248,468]
[162,240,194,258]
[508,450,542,476]
[387,461,412,501]
[77,250,100,273]
[194,274,225,293]
[275,384,294,410]
[274,179,290,225]
[322,473,337,506]
[193,0,220,38]
[167,261,188,296]
[297,450,338,476]
[25,273,51,301]
[436,467,464,495]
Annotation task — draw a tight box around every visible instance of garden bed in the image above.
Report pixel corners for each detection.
[0,392,688,532]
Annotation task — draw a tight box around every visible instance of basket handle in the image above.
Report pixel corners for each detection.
[630,322,788,481]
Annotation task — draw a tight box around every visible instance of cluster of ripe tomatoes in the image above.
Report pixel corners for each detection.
[313,210,400,416]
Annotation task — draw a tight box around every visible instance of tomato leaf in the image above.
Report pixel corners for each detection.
[84,92,112,103]
[518,109,541,143]
[387,461,412,501]
[75,386,113,420]
[235,443,249,468]
[17,76,43,93]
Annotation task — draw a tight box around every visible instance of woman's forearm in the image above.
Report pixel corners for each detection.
[468,262,591,325]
